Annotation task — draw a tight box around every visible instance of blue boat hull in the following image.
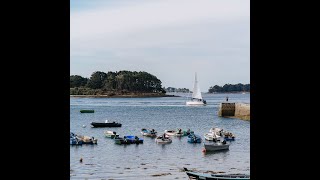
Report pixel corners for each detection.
[187,134,202,143]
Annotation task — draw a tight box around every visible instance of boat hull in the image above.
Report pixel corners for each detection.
[186,171,250,180]
[141,129,157,137]
[165,130,184,136]
[204,142,229,151]
[187,135,202,143]
[155,137,172,144]
[186,101,205,105]
[80,110,94,113]
[91,122,122,127]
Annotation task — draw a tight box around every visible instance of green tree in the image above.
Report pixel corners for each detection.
[87,71,107,89]
[70,75,88,88]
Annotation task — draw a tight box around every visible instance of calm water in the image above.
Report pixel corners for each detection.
[70,93,250,179]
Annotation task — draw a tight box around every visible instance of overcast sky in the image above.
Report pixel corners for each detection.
[70,0,250,91]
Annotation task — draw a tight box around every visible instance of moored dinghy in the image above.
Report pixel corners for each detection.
[184,168,250,180]
[76,135,97,144]
[70,132,83,145]
[155,134,172,144]
[223,131,236,141]
[104,131,119,138]
[187,133,202,143]
[125,135,144,144]
[114,135,143,144]
[165,128,184,137]
[141,128,157,137]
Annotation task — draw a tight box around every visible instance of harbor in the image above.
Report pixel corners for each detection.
[70,93,250,179]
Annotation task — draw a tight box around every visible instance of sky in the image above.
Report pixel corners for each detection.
[70,0,250,91]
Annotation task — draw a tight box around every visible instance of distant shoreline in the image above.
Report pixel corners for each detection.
[70,94,179,98]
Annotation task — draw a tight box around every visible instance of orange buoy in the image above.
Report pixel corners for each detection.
[202,148,206,153]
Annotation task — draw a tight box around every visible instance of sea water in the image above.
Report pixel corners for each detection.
[70,93,250,179]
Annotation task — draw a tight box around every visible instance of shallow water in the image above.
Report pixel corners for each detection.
[70,93,250,179]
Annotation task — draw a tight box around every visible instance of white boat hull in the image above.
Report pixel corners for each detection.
[165,130,183,136]
[186,101,205,105]
[141,132,157,137]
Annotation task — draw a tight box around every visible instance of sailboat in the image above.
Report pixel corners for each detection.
[186,73,207,105]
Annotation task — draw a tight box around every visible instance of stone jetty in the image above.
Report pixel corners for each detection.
[218,102,250,121]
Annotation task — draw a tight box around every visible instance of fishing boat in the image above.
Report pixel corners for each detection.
[141,128,157,137]
[165,129,184,136]
[186,73,206,105]
[187,133,202,143]
[91,119,122,127]
[204,140,229,151]
[80,110,94,113]
[104,131,119,138]
[155,135,172,144]
[184,168,250,180]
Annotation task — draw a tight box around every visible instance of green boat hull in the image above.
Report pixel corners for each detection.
[80,110,94,113]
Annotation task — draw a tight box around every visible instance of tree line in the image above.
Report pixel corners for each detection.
[208,83,250,93]
[70,71,166,95]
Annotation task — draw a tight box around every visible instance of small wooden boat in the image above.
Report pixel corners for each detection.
[165,129,184,136]
[141,128,157,137]
[77,135,97,144]
[204,140,229,151]
[91,120,122,127]
[187,133,202,143]
[104,131,119,138]
[80,110,94,113]
[155,135,172,144]
[184,168,250,180]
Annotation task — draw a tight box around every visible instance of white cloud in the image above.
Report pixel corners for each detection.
[71,0,250,90]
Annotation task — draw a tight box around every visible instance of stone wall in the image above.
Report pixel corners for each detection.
[218,102,250,121]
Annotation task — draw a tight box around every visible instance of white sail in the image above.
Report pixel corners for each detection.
[192,73,202,99]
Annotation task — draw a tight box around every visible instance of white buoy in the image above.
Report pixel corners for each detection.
[82,125,86,128]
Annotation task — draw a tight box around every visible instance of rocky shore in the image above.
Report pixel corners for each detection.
[70,93,179,98]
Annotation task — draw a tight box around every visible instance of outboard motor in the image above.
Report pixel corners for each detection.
[203,100,207,104]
